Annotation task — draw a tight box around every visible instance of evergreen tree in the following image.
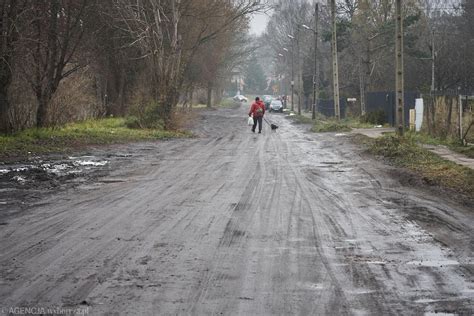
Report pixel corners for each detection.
[243,54,267,93]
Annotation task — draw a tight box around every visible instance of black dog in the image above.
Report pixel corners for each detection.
[264,117,278,130]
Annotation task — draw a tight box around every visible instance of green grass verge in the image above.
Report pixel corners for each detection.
[288,115,378,132]
[287,114,314,125]
[365,134,474,198]
[404,131,474,159]
[342,117,379,129]
[0,117,189,158]
[219,98,239,108]
[451,145,474,158]
[311,119,352,133]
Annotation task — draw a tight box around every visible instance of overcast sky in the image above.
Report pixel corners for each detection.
[249,12,269,36]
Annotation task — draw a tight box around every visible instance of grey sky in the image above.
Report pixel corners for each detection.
[249,12,269,36]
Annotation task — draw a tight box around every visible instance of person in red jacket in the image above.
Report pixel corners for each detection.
[248,97,265,133]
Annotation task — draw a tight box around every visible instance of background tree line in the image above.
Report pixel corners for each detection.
[0,0,266,133]
[264,0,473,115]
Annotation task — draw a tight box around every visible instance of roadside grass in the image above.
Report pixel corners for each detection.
[311,119,352,132]
[287,114,314,124]
[288,114,354,132]
[405,131,474,159]
[288,114,383,132]
[363,134,474,198]
[219,98,238,107]
[452,145,474,158]
[0,117,189,158]
[344,117,380,129]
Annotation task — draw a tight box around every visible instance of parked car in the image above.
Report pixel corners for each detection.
[263,95,273,109]
[233,95,248,102]
[269,99,283,112]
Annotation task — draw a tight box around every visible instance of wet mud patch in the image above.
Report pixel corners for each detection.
[0,140,161,222]
[348,134,473,207]
[388,197,465,234]
[387,196,473,262]
[0,155,115,221]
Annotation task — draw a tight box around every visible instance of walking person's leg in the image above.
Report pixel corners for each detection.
[252,116,257,132]
[258,117,263,133]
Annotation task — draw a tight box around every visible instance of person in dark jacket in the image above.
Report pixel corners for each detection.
[248,97,266,133]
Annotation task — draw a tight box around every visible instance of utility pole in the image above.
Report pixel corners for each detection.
[288,38,295,112]
[296,26,302,116]
[431,30,435,93]
[282,48,290,108]
[312,3,319,120]
[459,94,463,141]
[359,0,369,116]
[395,0,404,136]
[330,0,340,120]
[359,58,366,115]
[291,44,295,112]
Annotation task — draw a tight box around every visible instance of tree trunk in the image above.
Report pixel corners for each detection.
[118,69,126,115]
[0,61,12,132]
[445,96,453,139]
[425,96,433,135]
[162,86,179,130]
[207,82,213,108]
[36,93,51,128]
[214,86,223,107]
[431,97,436,136]
[189,88,194,108]
[0,0,20,133]
[359,63,366,116]
[0,87,11,133]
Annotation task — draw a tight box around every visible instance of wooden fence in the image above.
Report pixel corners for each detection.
[422,95,473,143]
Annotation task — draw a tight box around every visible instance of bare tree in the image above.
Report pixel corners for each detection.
[14,0,89,127]
[0,0,27,132]
[113,0,266,129]
[1,0,267,131]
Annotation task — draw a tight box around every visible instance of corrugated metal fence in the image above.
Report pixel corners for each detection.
[316,91,418,126]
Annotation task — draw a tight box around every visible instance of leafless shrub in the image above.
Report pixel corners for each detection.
[168,108,198,131]
[48,67,101,126]
[7,73,35,131]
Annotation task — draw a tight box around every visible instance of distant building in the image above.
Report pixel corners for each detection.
[231,70,245,93]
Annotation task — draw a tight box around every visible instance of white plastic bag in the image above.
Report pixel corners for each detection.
[247,116,254,126]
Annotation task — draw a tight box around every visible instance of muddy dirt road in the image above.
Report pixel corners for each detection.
[0,105,473,315]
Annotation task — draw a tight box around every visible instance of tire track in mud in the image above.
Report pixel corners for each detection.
[1,120,254,310]
[183,109,472,315]
[188,118,357,314]
[334,140,470,313]
[187,138,276,314]
[263,116,472,314]
[184,113,299,314]
[1,106,472,315]
[268,130,355,315]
